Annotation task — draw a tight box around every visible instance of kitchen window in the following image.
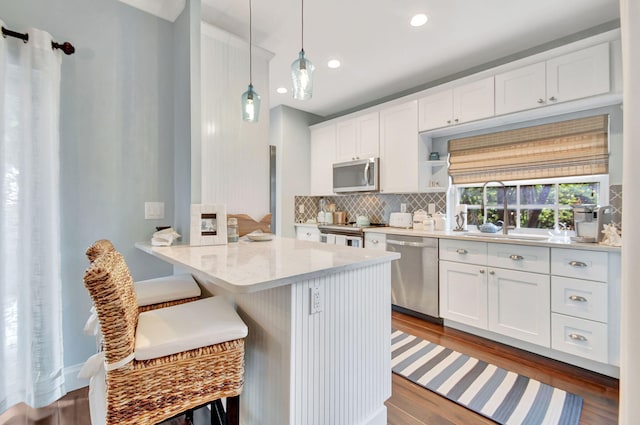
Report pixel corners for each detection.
[457,174,609,231]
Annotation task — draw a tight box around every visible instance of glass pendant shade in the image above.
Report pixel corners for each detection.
[241,84,261,122]
[291,50,315,100]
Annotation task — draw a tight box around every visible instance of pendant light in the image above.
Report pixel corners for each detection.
[291,0,315,100]
[241,0,260,122]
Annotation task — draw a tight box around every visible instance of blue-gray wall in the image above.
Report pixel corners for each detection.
[1,0,188,384]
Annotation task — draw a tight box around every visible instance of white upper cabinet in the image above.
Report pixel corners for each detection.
[418,77,495,132]
[335,112,379,162]
[309,124,336,196]
[379,100,419,193]
[496,43,610,115]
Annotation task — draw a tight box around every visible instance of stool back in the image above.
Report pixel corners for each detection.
[83,250,138,365]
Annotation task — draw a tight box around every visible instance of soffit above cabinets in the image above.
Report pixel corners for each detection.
[118,0,186,22]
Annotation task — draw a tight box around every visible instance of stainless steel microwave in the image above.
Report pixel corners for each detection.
[332,158,379,193]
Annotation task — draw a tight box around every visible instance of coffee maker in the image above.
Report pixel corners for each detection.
[572,205,612,243]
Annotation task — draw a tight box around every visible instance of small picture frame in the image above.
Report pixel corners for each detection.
[190,204,227,246]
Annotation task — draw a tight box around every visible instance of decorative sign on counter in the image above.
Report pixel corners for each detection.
[190,204,227,246]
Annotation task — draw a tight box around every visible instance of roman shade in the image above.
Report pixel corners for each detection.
[448,115,609,184]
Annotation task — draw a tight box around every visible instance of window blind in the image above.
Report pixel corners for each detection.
[448,115,609,184]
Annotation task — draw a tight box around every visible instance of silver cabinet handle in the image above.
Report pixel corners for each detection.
[537,98,545,104]
[456,248,468,254]
[446,120,451,124]
[306,232,311,237]
[510,254,524,261]
[454,118,459,123]
[569,333,588,342]
[549,96,557,102]
[479,269,485,274]
[569,295,588,302]
[569,261,588,268]
[489,270,495,275]
[371,240,379,244]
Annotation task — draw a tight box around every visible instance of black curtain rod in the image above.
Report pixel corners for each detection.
[2,26,75,55]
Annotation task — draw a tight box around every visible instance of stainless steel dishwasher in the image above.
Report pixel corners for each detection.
[386,234,440,320]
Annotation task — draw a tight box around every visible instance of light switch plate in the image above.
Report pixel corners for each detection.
[145,202,165,220]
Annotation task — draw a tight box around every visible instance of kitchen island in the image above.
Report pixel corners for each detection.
[136,237,400,425]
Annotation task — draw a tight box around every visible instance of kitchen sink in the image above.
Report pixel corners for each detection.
[462,232,550,242]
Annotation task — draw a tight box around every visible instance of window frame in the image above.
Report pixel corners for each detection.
[456,174,610,234]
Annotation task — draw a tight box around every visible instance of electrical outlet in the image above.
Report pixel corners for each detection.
[310,285,322,314]
[145,202,165,220]
[400,203,407,213]
[428,203,436,215]
[298,204,305,213]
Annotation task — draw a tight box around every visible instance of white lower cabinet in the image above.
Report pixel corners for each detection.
[488,268,550,346]
[440,240,550,348]
[440,260,488,328]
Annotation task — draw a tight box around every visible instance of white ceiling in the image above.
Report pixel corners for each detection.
[201,0,620,118]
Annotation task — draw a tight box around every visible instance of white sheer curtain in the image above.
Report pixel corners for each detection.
[0,21,65,412]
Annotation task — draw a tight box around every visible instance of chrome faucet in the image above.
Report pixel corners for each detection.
[482,180,509,235]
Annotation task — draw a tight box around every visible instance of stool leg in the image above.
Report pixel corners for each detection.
[185,409,194,425]
[226,396,240,425]
[210,399,225,425]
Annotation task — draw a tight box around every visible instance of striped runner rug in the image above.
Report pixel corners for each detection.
[391,329,583,425]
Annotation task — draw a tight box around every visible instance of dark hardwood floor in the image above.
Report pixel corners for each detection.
[387,311,619,425]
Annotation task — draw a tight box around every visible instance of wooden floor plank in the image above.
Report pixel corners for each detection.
[387,311,619,425]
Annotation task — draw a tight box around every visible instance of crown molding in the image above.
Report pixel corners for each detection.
[118,0,186,22]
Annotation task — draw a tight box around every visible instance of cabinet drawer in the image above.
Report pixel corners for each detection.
[551,276,607,323]
[551,313,608,363]
[439,239,487,265]
[295,227,320,242]
[551,248,608,281]
[488,243,549,273]
[364,232,386,250]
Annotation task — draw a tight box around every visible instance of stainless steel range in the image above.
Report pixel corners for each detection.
[318,223,387,248]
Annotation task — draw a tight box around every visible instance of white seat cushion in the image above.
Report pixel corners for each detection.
[134,296,248,361]
[134,273,201,307]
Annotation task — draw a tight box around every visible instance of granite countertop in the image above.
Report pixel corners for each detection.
[136,237,400,293]
[362,227,622,252]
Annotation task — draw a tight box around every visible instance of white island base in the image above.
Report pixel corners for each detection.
[137,238,398,425]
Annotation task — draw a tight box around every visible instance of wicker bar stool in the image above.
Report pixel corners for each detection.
[83,249,247,425]
[86,239,201,311]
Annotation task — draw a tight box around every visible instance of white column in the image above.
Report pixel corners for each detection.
[619,1,640,424]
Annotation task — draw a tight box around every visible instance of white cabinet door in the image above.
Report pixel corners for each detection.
[488,268,550,347]
[439,260,488,328]
[379,100,419,193]
[546,42,610,104]
[335,119,357,162]
[310,124,336,196]
[335,112,379,162]
[418,89,453,132]
[495,62,547,115]
[453,77,495,124]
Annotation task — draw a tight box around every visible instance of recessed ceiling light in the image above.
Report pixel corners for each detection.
[327,59,341,69]
[410,14,428,27]
[276,87,288,94]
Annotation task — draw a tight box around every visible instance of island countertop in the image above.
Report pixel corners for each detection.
[136,237,400,294]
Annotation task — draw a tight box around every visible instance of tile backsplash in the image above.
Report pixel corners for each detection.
[295,184,623,229]
[295,192,447,224]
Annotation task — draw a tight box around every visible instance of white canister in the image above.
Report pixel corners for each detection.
[423,217,435,232]
[412,209,429,231]
[433,213,447,231]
